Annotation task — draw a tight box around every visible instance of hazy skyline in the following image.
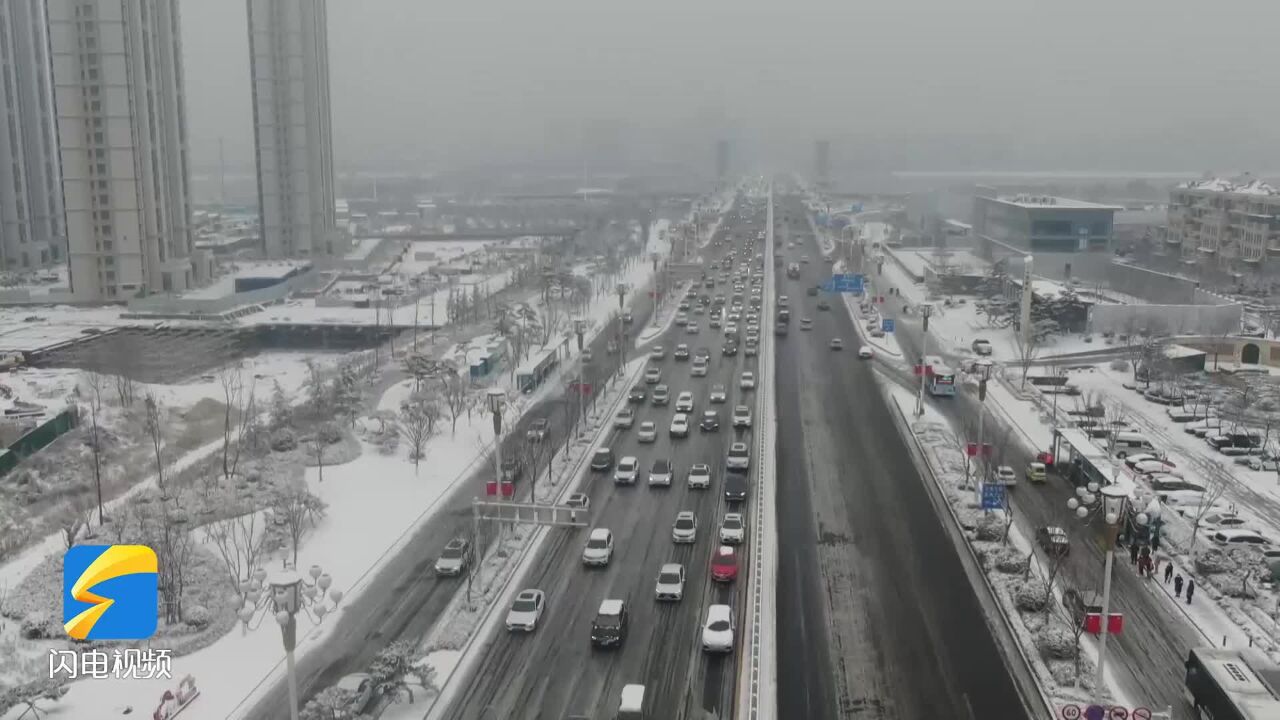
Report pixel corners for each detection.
[180,0,1280,176]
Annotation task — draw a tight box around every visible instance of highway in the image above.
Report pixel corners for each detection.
[772,193,1031,720]
[442,204,763,719]
[244,225,665,719]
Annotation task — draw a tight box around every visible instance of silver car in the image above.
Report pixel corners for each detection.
[672,511,697,544]
[505,589,545,632]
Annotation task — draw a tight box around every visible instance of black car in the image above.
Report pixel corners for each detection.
[622,313,634,324]
[628,386,646,403]
[590,448,615,471]
[501,457,524,483]
[674,346,690,361]
[526,417,550,442]
[700,411,720,432]
[724,474,748,503]
[722,342,739,356]
[807,286,819,297]
[817,300,831,311]
[590,599,628,648]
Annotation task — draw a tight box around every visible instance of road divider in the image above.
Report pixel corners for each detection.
[736,186,778,720]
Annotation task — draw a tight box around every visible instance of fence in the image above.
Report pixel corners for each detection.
[0,405,80,477]
[1106,262,1198,305]
[1088,302,1241,336]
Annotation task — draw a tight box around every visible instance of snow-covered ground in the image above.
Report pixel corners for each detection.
[0,215,684,720]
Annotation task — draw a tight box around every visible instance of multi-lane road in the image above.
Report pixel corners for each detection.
[771,193,1031,720]
[244,236,664,719]
[445,206,764,720]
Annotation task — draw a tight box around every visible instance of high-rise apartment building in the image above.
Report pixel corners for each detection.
[248,0,339,259]
[1167,178,1280,267]
[0,0,66,272]
[48,0,196,300]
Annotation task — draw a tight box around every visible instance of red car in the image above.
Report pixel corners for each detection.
[710,546,738,582]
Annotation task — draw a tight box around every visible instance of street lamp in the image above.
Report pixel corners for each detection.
[915,304,934,416]
[1065,480,1148,703]
[238,566,343,720]
[973,362,993,498]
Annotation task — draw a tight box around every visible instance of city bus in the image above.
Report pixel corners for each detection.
[515,347,561,393]
[919,355,957,397]
[1184,647,1280,720]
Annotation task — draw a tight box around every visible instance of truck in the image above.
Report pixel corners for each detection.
[786,263,801,279]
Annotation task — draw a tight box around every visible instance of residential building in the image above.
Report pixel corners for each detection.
[48,0,197,300]
[971,192,1121,282]
[1167,178,1280,268]
[248,0,339,259]
[0,0,66,272]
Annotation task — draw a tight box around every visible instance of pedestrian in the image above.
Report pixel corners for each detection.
[1174,574,1184,598]
[1186,579,1195,605]
[1139,546,1152,576]
[1152,556,1160,579]
[1129,542,1140,565]
[1164,562,1174,584]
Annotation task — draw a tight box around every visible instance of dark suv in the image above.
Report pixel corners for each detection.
[500,458,524,483]
[590,599,628,648]
[590,448,615,471]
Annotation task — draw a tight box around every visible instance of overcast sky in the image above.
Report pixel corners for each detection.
[180,0,1280,175]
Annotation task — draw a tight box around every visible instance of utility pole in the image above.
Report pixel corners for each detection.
[916,304,933,416]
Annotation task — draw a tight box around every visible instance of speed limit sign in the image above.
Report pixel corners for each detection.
[1061,705,1082,720]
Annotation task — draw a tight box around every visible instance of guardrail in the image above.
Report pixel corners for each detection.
[736,189,777,720]
[885,393,1055,720]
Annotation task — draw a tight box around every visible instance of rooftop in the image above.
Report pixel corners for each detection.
[989,194,1123,211]
[1178,177,1279,196]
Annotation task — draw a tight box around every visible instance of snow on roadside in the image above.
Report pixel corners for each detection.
[880,381,1125,709]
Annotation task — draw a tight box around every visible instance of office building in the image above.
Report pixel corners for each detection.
[715,139,730,180]
[0,0,66,271]
[1167,178,1280,267]
[49,0,197,300]
[814,140,830,187]
[248,0,339,259]
[971,192,1120,281]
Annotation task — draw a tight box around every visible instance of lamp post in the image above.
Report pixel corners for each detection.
[1065,478,1148,703]
[974,361,993,500]
[573,320,587,436]
[1050,367,1068,430]
[237,566,343,720]
[487,387,506,496]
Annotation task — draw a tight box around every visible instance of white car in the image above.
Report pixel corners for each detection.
[726,442,750,470]
[732,405,752,429]
[1213,529,1270,546]
[1200,512,1250,531]
[739,372,755,390]
[672,511,697,544]
[858,347,873,359]
[637,421,657,443]
[1132,460,1181,476]
[670,413,691,438]
[654,563,686,601]
[691,359,708,377]
[506,589,545,632]
[719,513,746,544]
[688,463,712,489]
[649,458,673,486]
[582,528,614,566]
[614,456,639,484]
[676,391,695,413]
[701,604,735,653]
[686,322,699,334]
[709,385,728,403]
[993,465,1017,486]
[649,346,665,361]
[644,367,661,384]
[614,407,635,429]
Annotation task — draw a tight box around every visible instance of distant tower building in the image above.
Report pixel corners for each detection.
[715,140,730,181]
[0,0,66,272]
[815,140,831,188]
[49,0,196,300]
[248,0,339,258]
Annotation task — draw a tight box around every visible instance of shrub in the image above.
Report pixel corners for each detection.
[992,547,1028,575]
[973,515,1005,542]
[1194,547,1237,575]
[1013,580,1048,612]
[270,431,298,452]
[184,605,213,629]
[1035,625,1076,660]
[1109,359,1129,372]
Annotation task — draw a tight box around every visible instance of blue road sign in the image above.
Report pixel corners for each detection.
[1084,705,1107,720]
[881,318,895,333]
[981,482,1005,510]
[828,273,864,294]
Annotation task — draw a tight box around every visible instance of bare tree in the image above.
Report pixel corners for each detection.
[56,495,93,549]
[397,393,441,472]
[136,501,193,625]
[1100,400,1130,454]
[142,392,166,488]
[102,336,139,407]
[1013,324,1042,389]
[80,372,107,525]
[440,366,472,436]
[1187,466,1231,553]
[219,366,247,479]
[309,423,338,483]
[304,358,330,417]
[271,484,328,567]
[204,512,268,591]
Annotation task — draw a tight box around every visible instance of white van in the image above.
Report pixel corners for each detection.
[691,357,708,377]
[1110,432,1155,457]
[618,683,645,719]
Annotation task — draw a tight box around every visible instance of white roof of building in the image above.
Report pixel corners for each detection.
[1177,177,1279,196]
[232,261,310,281]
[992,194,1122,211]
